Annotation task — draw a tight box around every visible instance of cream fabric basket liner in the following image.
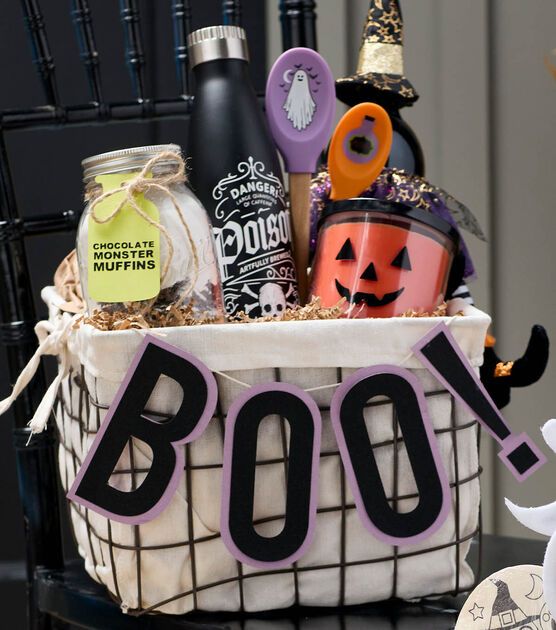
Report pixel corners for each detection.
[43,286,490,615]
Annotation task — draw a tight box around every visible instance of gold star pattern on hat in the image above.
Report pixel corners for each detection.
[336,0,418,109]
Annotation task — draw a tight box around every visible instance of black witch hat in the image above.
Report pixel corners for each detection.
[336,0,418,109]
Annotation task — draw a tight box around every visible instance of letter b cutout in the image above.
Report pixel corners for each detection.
[68,335,217,524]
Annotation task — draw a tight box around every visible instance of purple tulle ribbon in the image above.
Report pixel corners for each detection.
[310,168,481,280]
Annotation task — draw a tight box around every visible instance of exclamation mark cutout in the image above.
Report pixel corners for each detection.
[413,323,546,481]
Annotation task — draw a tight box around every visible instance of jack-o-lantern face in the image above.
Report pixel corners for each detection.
[310,217,454,318]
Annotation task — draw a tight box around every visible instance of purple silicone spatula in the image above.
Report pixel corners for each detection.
[266,47,335,303]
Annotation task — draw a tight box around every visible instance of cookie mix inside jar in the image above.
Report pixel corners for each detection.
[77,144,224,322]
[310,198,459,318]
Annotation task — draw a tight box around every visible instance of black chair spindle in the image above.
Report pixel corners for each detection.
[119,0,147,101]
[0,132,45,426]
[279,0,317,51]
[14,427,64,630]
[172,0,193,96]
[222,0,242,26]
[71,0,104,105]
[0,119,64,630]
[19,0,60,107]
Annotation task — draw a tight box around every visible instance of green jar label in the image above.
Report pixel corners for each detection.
[87,172,161,303]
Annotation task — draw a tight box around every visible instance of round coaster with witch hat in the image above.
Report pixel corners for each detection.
[456,565,554,629]
[336,0,418,109]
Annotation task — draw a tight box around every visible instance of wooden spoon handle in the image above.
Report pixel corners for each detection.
[289,172,312,304]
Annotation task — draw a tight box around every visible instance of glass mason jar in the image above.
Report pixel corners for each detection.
[77,144,224,322]
[310,198,459,318]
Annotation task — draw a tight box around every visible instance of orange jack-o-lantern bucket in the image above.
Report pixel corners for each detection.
[310,199,459,318]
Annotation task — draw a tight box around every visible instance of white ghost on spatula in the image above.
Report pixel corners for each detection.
[506,418,556,623]
[283,69,316,131]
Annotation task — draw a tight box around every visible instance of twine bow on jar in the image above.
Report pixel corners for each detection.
[87,150,200,298]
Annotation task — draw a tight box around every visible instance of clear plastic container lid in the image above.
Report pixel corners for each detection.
[310,198,459,318]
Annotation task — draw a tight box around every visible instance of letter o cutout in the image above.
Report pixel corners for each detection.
[221,383,321,568]
[331,366,450,546]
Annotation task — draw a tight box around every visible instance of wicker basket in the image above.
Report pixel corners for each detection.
[49,289,489,615]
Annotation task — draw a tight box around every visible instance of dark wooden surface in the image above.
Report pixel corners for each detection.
[27,534,545,629]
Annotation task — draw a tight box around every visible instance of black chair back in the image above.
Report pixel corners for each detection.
[0,2,318,627]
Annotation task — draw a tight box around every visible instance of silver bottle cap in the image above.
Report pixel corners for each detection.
[82,144,182,180]
[187,25,249,69]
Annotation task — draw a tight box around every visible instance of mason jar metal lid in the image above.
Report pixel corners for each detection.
[187,25,249,69]
[82,144,182,180]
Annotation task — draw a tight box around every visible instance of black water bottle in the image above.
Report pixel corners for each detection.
[187,25,298,318]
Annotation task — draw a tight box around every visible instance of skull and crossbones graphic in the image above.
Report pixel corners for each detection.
[242,282,296,318]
